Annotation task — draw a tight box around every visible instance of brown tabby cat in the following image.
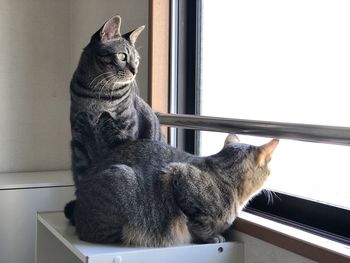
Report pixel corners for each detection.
[71,134,278,247]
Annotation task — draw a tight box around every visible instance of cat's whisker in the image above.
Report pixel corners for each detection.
[89,72,115,88]
[98,75,117,99]
[271,191,281,201]
[262,189,274,205]
[111,77,120,99]
[269,192,273,204]
[108,76,119,99]
[92,74,116,91]
[262,189,269,203]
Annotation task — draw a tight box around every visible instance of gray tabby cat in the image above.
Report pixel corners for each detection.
[73,134,278,247]
[70,15,162,185]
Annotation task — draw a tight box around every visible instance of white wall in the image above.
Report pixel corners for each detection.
[0,0,72,172]
[0,0,149,173]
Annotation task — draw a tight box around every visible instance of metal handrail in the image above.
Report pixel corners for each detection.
[157,113,350,146]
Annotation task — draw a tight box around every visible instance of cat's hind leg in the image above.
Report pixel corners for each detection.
[75,164,138,244]
[166,163,227,244]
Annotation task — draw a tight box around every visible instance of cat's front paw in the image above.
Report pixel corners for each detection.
[205,235,226,244]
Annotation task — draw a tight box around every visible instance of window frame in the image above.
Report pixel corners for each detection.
[148,0,170,140]
[169,0,200,153]
[148,0,350,261]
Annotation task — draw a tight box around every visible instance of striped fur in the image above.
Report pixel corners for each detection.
[73,135,278,247]
[69,15,162,187]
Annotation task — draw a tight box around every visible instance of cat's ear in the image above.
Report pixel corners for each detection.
[100,15,122,42]
[224,134,240,145]
[123,25,145,46]
[257,139,279,167]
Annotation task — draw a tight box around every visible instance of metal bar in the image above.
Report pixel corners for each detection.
[157,113,350,146]
[169,0,179,147]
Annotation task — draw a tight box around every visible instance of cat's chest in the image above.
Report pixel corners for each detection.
[216,193,240,231]
[224,203,238,226]
[213,205,237,234]
[87,101,117,117]
[222,200,250,229]
[73,101,125,122]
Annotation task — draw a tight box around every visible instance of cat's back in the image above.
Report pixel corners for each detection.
[102,140,194,169]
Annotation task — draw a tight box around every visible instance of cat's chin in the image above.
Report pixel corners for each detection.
[114,74,137,87]
[113,79,134,88]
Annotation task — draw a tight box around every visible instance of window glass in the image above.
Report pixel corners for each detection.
[200,0,350,209]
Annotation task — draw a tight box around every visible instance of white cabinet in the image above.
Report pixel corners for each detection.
[37,212,244,263]
[0,171,74,263]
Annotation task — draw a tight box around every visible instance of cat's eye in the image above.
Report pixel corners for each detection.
[116,52,127,62]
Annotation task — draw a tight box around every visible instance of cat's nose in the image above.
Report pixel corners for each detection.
[129,63,138,75]
[129,66,137,75]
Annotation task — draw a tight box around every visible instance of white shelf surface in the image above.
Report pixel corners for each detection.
[0,170,73,190]
[37,211,243,263]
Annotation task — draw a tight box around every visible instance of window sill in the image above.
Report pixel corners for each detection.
[231,211,350,263]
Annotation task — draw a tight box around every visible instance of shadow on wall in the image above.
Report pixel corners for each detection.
[0,0,71,172]
[0,0,149,173]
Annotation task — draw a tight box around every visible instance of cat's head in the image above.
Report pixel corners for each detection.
[77,15,144,89]
[223,134,279,206]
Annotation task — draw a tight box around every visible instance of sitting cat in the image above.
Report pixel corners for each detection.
[66,15,163,226]
[69,134,278,247]
[70,15,162,186]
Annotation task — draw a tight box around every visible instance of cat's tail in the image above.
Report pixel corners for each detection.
[64,200,76,226]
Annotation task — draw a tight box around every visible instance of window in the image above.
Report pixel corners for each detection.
[200,0,350,211]
[167,0,350,246]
